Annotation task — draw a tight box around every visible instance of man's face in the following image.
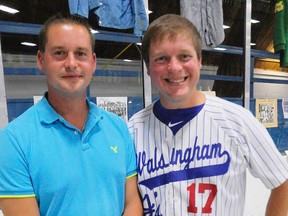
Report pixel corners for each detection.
[148,33,202,109]
[37,23,96,98]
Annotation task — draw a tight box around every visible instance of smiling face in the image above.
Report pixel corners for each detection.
[148,33,204,109]
[37,22,96,99]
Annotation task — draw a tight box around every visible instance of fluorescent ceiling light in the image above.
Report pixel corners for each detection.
[251,19,260,24]
[21,42,37,47]
[250,43,256,46]
[213,47,226,51]
[136,42,142,46]
[0,5,19,14]
[123,59,132,62]
[223,25,230,29]
[90,28,99,34]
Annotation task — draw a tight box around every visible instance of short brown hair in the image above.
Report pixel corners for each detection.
[141,14,202,66]
[38,13,95,52]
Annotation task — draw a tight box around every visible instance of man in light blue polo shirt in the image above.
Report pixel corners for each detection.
[0,14,142,216]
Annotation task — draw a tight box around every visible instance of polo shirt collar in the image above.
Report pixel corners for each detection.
[36,93,103,126]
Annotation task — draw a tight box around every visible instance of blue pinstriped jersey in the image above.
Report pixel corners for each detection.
[128,95,288,216]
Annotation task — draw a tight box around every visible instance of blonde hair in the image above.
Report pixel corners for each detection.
[141,14,202,66]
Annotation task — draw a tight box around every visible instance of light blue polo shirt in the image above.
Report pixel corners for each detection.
[0,95,137,215]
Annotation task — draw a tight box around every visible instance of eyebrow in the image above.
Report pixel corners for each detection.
[49,46,90,52]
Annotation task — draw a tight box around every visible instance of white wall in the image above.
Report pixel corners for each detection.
[244,155,288,216]
[254,69,288,99]
[0,38,8,128]
[244,171,270,216]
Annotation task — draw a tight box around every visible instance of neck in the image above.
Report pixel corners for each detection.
[47,91,89,131]
[160,90,206,109]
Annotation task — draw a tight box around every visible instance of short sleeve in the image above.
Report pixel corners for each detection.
[0,128,35,197]
[123,122,137,178]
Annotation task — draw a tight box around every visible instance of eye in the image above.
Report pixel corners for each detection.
[53,50,67,59]
[155,56,169,64]
[179,54,192,61]
[55,50,64,55]
[76,51,87,57]
[75,50,90,60]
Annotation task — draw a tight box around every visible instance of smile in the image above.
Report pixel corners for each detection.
[165,76,188,83]
[63,75,82,79]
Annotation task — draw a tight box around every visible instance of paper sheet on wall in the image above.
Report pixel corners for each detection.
[255,98,278,128]
[33,96,43,105]
[96,97,128,122]
[282,98,288,119]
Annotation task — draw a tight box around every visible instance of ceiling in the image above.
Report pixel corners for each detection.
[0,0,286,97]
[0,0,277,56]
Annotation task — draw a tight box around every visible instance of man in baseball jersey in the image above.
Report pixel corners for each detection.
[128,14,288,215]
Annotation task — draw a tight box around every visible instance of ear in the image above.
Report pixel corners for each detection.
[92,52,97,75]
[198,57,202,69]
[146,64,151,76]
[37,50,45,72]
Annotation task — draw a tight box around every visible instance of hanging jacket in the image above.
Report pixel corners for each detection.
[68,0,148,36]
[273,0,288,67]
[180,0,225,49]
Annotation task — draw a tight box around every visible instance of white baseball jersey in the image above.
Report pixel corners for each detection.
[128,95,288,216]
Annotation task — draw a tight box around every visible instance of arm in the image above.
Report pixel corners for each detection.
[265,179,288,216]
[122,175,143,216]
[0,197,40,216]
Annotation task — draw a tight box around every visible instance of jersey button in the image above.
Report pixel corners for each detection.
[74,130,78,135]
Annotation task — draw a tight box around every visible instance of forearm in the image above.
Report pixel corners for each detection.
[123,176,143,216]
[265,180,288,216]
[122,199,143,216]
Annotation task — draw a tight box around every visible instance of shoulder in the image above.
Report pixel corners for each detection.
[0,104,40,155]
[205,95,252,116]
[1,97,58,140]
[203,96,260,130]
[203,95,258,127]
[128,103,154,123]
[4,104,39,132]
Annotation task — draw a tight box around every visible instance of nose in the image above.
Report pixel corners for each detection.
[167,57,182,72]
[64,53,78,72]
